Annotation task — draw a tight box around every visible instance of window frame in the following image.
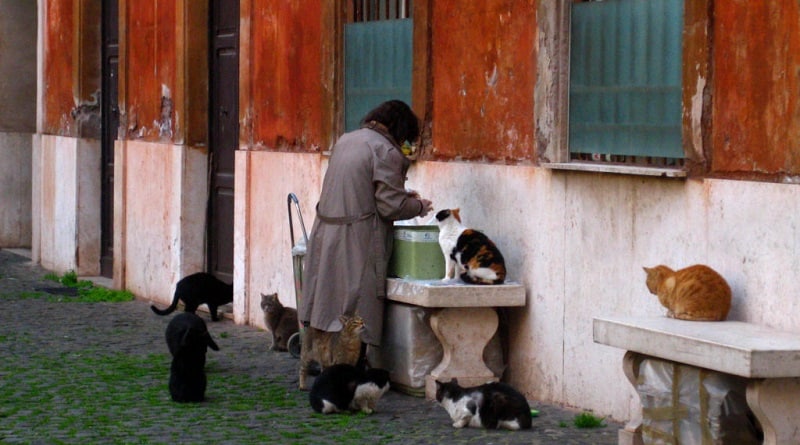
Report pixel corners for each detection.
[323,0,429,150]
[535,0,712,178]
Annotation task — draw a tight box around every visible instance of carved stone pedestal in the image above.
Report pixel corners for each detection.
[386,279,526,400]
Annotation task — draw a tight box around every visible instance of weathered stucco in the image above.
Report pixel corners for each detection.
[240,0,326,151]
[429,1,536,162]
[120,0,178,142]
[712,0,800,178]
[233,150,322,327]
[116,140,206,303]
[42,0,101,138]
[32,135,100,276]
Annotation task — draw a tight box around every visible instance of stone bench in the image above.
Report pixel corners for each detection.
[385,278,526,400]
[594,315,800,445]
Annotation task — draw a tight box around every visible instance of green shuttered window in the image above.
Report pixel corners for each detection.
[344,18,413,132]
[569,0,684,162]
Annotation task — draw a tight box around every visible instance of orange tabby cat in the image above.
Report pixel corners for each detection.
[643,264,731,321]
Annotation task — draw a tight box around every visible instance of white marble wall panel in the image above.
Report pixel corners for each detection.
[234,150,322,327]
[120,140,206,304]
[33,135,100,276]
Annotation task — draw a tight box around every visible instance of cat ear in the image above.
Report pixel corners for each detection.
[642,266,651,273]
[450,377,458,385]
[181,329,192,348]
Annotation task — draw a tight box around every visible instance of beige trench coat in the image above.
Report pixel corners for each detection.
[299,126,425,346]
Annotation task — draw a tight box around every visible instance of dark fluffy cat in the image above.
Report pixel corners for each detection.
[309,364,391,414]
[151,272,233,321]
[435,378,532,430]
[260,292,299,351]
[436,208,507,285]
[165,312,220,403]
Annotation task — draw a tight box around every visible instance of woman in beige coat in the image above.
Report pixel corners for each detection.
[299,100,433,348]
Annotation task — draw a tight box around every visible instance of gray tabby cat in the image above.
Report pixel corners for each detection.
[260,292,299,351]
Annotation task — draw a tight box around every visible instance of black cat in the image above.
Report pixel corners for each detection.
[309,364,391,414]
[151,272,233,321]
[165,312,220,403]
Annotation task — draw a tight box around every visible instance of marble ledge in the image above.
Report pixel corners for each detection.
[386,278,526,308]
[594,315,800,379]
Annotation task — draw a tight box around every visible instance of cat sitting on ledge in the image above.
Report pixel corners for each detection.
[643,264,732,321]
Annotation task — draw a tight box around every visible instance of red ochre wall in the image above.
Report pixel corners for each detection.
[43,0,75,136]
[42,0,800,176]
[428,1,536,163]
[241,0,326,151]
[121,0,179,143]
[712,1,800,178]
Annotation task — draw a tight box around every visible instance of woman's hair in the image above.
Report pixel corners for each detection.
[361,100,420,146]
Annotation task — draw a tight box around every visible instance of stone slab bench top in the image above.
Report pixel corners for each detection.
[594,315,800,379]
[386,278,526,308]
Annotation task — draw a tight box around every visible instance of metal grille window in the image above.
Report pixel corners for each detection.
[344,1,413,132]
[569,0,684,167]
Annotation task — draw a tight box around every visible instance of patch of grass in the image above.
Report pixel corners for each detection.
[0,347,393,443]
[14,291,49,300]
[573,411,606,428]
[42,270,135,303]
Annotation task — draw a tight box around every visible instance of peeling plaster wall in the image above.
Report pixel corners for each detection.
[120,0,179,143]
[117,140,206,304]
[712,0,800,178]
[32,135,100,275]
[233,151,322,327]
[241,0,326,151]
[429,1,536,162]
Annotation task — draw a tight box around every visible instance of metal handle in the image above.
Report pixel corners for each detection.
[287,193,308,248]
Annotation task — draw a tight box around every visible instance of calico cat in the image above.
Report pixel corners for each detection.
[435,378,532,430]
[309,364,391,414]
[151,272,233,321]
[165,312,220,403]
[260,292,299,351]
[298,314,365,390]
[643,264,732,321]
[435,208,507,285]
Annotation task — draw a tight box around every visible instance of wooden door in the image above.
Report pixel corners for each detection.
[100,0,119,278]
[207,0,239,284]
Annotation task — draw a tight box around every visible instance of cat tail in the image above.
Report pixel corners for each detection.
[205,333,220,351]
[150,294,181,316]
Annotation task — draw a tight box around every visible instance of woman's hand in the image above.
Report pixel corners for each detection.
[418,199,433,218]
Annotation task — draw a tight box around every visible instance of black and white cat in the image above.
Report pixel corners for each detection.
[151,272,233,321]
[309,364,391,414]
[165,312,220,403]
[435,209,507,285]
[435,378,532,430]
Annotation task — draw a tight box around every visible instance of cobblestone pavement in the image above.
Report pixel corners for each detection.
[0,248,621,444]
